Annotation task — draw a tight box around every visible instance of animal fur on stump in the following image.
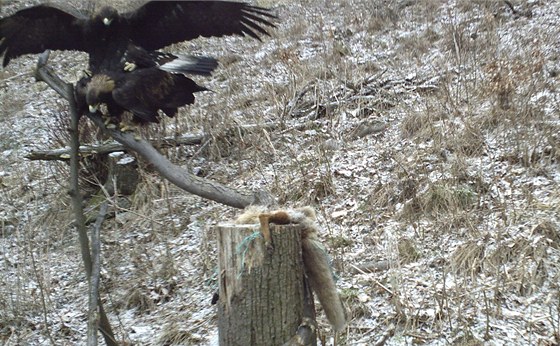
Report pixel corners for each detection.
[217,220,305,345]
[216,207,346,345]
[236,206,346,332]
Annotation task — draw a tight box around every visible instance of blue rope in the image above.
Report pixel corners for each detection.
[236,231,263,277]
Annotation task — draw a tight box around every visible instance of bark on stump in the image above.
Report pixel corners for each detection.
[104,151,139,196]
[217,223,309,346]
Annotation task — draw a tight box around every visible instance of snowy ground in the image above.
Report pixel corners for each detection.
[1,0,560,345]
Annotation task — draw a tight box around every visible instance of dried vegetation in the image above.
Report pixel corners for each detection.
[1,0,560,345]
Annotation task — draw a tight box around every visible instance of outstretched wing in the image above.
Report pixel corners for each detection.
[124,1,276,50]
[0,4,87,66]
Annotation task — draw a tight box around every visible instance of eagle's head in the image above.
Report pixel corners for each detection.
[96,6,119,26]
[86,75,115,113]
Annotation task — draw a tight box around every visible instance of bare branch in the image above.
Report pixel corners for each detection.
[87,201,108,346]
[26,120,318,162]
[25,134,205,161]
[88,113,271,208]
[40,54,119,345]
[34,51,73,101]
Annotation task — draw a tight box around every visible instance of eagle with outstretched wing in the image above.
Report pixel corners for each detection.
[0,1,276,71]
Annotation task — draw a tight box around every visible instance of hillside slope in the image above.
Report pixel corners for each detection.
[1,0,559,345]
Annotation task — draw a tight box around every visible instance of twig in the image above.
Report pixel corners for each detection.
[65,56,104,346]
[503,0,517,15]
[374,324,395,346]
[27,236,57,346]
[26,134,205,161]
[87,201,108,346]
[349,263,393,295]
[0,71,33,84]
[286,82,315,117]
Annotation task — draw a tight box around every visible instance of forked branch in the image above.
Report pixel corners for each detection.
[36,51,117,345]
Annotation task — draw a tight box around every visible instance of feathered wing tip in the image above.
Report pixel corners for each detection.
[239,5,278,40]
[0,2,92,67]
[170,75,208,103]
[176,74,209,93]
[159,55,219,76]
[123,44,218,76]
[147,74,208,120]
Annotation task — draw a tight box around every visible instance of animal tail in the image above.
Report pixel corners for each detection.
[302,237,347,332]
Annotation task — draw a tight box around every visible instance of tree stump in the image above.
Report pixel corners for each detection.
[104,151,139,196]
[217,223,310,346]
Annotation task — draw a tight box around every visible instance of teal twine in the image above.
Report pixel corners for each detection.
[235,231,263,278]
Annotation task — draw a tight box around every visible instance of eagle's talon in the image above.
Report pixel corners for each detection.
[119,123,133,132]
[123,61,136,72]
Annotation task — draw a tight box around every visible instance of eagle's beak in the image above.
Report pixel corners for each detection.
[103,18,112,26]
[89,105,98,113]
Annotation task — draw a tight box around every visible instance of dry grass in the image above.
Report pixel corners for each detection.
[1,0,560,344]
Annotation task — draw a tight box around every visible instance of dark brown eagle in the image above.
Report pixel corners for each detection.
[72,43,218,124]
[0,1,275,72]
[75,68,209,125]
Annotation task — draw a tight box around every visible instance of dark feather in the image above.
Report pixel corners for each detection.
[0,5,87,66]
[75,75,91,116]
[112,69,208,123]
[124,1,276,49]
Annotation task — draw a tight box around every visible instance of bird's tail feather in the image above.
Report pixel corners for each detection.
[159,55,218,76]
[162,75,208,108]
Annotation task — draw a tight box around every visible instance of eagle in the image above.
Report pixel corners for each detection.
[71,42,219,124]
[75,68,209,125]
[0,1,275,72]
